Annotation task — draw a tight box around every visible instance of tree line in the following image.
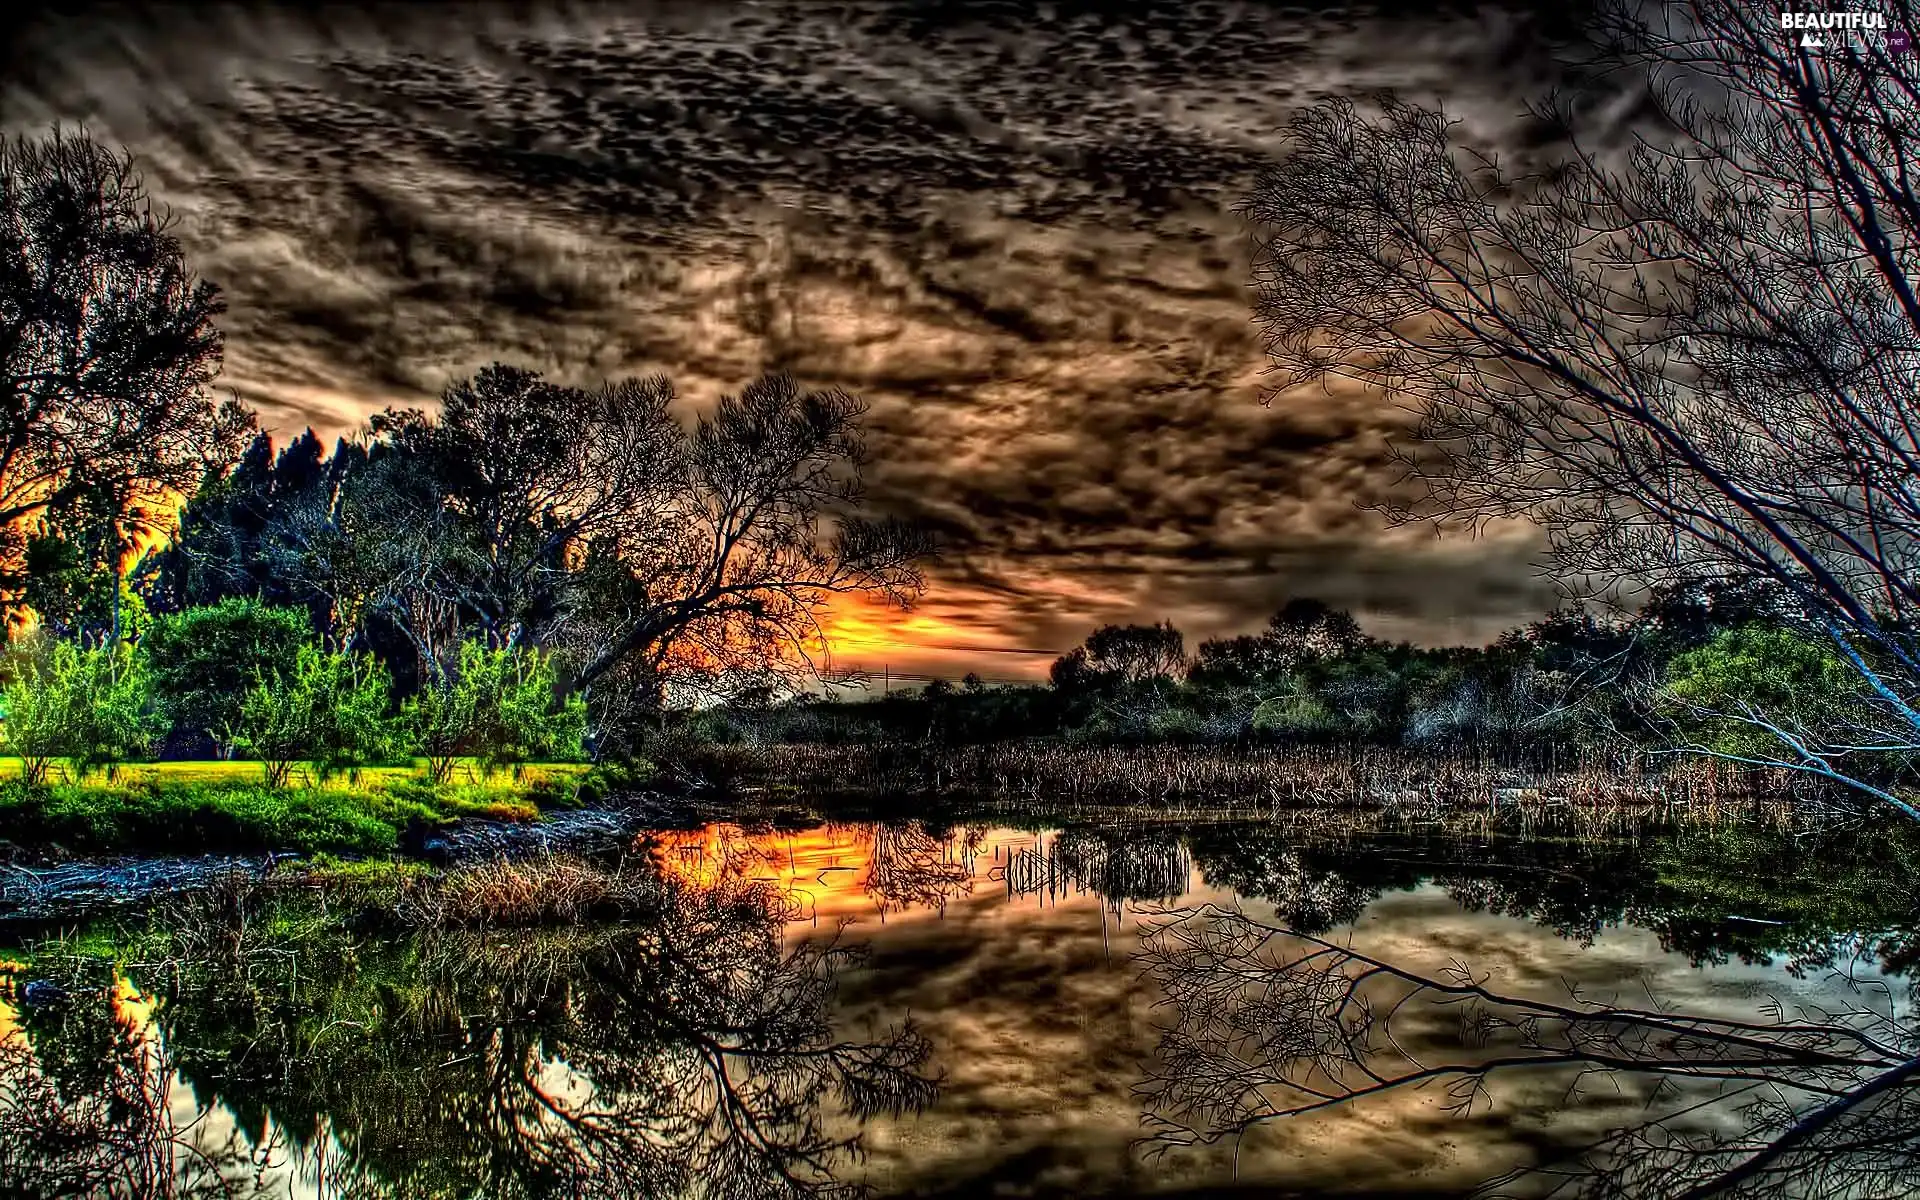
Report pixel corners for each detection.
[1,130,929,767]
[687,584,1901,773]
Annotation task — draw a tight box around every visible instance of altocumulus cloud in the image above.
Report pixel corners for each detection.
[1,0,1594,669]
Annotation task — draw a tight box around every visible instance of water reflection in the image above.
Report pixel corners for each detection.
[0,870,936,1198]
[1,815,1917,1197]
[1136,904,1919,1198]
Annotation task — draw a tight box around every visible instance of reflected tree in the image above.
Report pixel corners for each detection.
[863,822,977,916]
[0,981,276,1198]
[1136,903,1919,1198]
[1052,826,1191,907]
[0,865,939,1199]
[1186,824,1402,935]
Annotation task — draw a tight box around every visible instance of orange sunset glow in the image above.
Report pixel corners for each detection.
[812,592,1062,684]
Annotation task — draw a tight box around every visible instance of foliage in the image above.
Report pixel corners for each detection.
[0,640,161,782]
[162,368,932,751]
[1662,625,1868,759]
[0,129,254,625]
[228,645,396,788]
[404,641,585,784]
[16,496,154,647]
[144,596,314,751]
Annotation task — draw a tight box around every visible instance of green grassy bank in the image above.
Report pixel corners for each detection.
[0,759,608,857]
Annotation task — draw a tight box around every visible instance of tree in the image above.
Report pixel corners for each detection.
[403,641,584,785]
[155,428,351,620]
[228,645,395,788]
[1053,622,1187,689]
[1,640,160,783]
[187,371,928,746]
[144,597,313,754]
[1242,2,1920,819]
[550,372,931,720]
[0,130,254,632]
[1262,599,1368,669]
[264,446,463,674]
[368,365,682,652]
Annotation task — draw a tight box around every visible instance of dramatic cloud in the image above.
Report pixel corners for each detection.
[2,0,1591,675]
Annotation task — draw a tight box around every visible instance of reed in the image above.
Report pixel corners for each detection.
[703,740,1832,828]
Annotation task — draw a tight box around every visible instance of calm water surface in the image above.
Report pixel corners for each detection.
[3,815,1916,1198]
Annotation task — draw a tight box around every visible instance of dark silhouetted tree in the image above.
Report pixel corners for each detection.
[1,130,253,635]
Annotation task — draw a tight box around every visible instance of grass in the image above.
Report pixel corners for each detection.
[0,756,588,789]
[0,758,601,858]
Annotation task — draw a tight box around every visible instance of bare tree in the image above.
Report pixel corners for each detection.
[1136,903,1920,1198]
[1242,3,1920,818]
[551,373,933,722]
[0,129,253,634]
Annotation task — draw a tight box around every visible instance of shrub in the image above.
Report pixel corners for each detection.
[145,597,313,752]
[229,645,397,787]
[405,643,586,785]
[2,641,161,782]
[1661,624,1866,759]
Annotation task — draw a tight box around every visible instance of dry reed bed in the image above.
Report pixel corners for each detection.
[719,741,1830,828]
[172,853,678,930]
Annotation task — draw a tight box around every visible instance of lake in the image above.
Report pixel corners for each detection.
[3,812,1917,1198]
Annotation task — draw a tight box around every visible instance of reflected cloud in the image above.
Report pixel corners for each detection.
[4,817,1916,1196]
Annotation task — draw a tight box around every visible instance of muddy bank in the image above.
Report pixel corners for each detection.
[0,795,714,924]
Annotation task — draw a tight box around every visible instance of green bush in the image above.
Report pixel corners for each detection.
[1250,678,1339,738]
[229,645,398,787]
[2,640,162,783]
[405,643,586,784]
[1661,624,1865,758]
[145,597,313,750]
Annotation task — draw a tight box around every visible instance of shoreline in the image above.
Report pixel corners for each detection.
[0,792,706,924]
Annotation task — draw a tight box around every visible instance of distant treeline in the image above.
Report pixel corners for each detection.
[671,585,1889,766]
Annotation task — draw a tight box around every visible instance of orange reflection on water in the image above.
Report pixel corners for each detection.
[649,823,1132,926]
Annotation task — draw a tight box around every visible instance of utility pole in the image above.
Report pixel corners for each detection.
[882,664,890,695]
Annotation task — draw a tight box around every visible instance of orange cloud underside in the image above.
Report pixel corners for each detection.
[812,592,1058,682]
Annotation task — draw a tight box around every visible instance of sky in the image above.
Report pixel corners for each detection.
[1,0,1599,680]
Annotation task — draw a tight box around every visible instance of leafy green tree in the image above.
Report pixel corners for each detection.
[144,597,314,753]
[404,642,585,784]
[229,645,395,787]
[1662,625,1867,761]
[1,640,160,783]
